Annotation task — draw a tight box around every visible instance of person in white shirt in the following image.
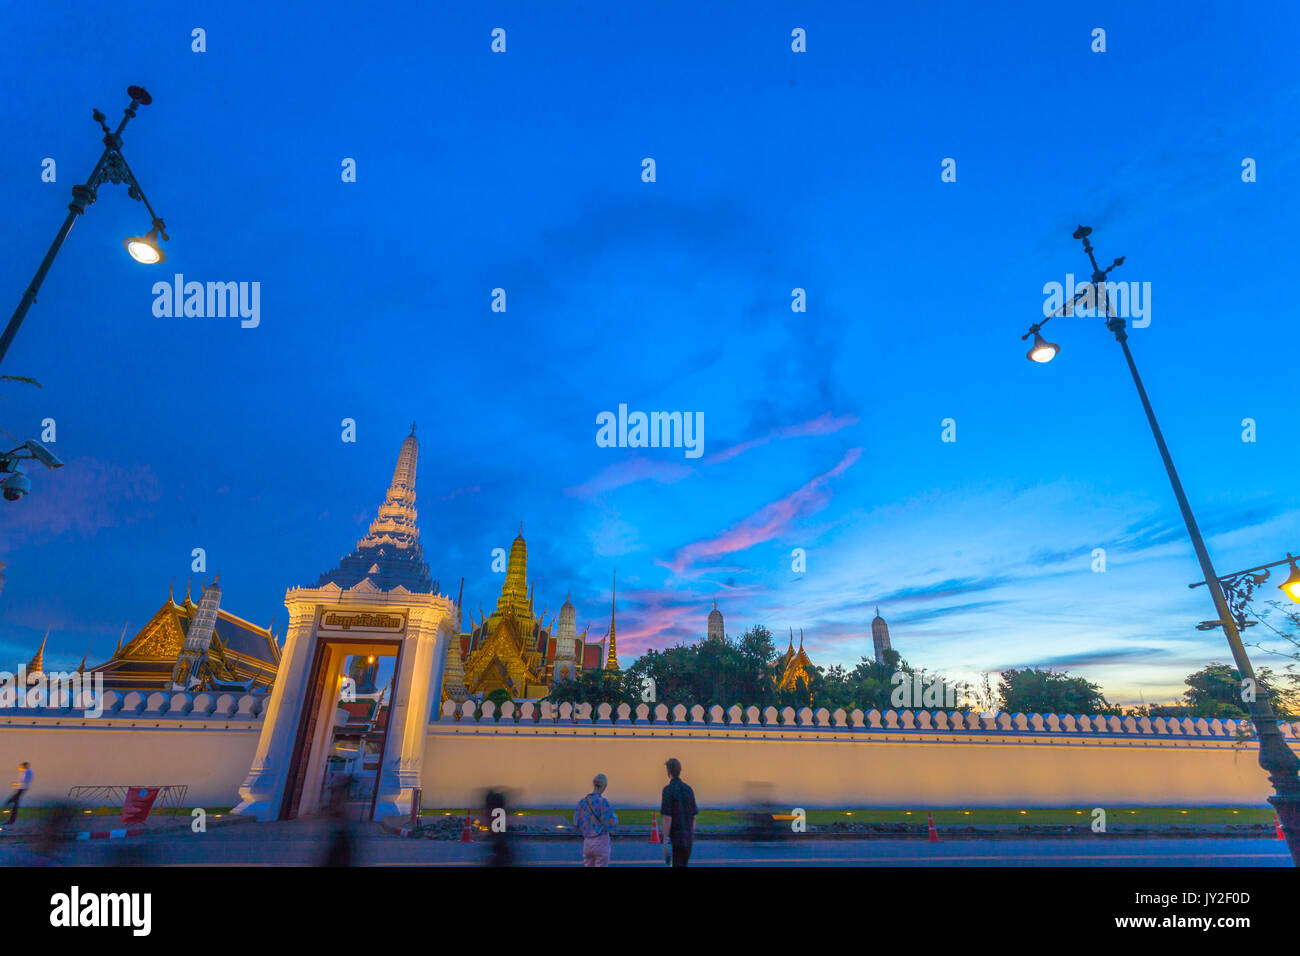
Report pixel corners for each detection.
[4,762,31,824]
[573,773,619,866]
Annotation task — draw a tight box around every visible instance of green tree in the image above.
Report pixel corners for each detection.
[997,667,1115,715]
[543,667,631,706]
[484,688,512,709]
[1180,662,1293,719]
[1241,596,1300,719]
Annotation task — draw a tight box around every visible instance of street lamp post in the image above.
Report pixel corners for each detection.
[0,85,168,365]
[1025,226,1300,865]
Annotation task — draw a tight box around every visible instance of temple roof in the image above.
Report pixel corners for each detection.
[89,592,279,691]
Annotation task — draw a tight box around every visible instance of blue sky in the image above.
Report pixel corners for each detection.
[2,2,1297,706]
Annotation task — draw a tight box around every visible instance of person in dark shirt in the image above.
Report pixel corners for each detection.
[659,757,697,867]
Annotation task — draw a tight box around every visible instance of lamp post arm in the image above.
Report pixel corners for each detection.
[1190,555,1296,588]
[0,88,152,366]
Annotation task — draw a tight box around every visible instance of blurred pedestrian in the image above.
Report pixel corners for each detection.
[484,788,513,866]
[3,761,31,824]
[660,757,697,867]
[574,772,618,866]
[322,773,355,866]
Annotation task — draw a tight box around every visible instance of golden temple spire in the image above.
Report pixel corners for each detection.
[497,525,530,618]
[114,622,128,656]
[27,627,49,674]
[604,571,618,670]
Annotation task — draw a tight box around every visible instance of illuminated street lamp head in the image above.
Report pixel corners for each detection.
[1026,331,1059,364]
[1279,554,1300,604]
[123,218,168,264]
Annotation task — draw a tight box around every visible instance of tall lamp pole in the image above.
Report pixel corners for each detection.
[1024,226,1300,865]
[0,85,169,365]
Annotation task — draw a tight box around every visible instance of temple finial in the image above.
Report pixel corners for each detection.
[604,570,618,670]
[27,627,50,673]
[410,421,416,436]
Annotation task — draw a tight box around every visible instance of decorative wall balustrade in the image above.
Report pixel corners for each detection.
[438,698,1300,742]
[0,689,269,724]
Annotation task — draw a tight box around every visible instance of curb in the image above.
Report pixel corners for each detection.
[76,827,144,840]
[1,811,253,844]
[382,822,1279,842]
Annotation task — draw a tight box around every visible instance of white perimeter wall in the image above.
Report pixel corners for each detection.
[0,691,265,807]
[5,694,1298,811]
[419,713,1300,810]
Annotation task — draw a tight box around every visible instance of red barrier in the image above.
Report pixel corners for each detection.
[120,787,160,824]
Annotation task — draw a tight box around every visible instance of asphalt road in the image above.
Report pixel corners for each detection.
[0,820,1292,866]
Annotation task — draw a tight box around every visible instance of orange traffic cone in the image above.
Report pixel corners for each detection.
[927,811,939,843]
[1275,814,1285,841]
[460,816,474,842]
[649,812,662,844]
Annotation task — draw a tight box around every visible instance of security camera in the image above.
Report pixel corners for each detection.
[1,466,30,501]
[23,440,63,469]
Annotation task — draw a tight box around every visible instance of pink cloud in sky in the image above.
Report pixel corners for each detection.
[659,447,863,574]
[565,411,858,499]
[597,584,767,655]
[565,456,694,498]
[0,457,160,551]
[708,411,859,465]
[440,485,481,501]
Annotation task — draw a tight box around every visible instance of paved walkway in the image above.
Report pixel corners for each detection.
[0,819,1290,866]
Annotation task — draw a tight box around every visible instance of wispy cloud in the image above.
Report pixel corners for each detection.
[565,411,858,499]
[659,448,862,574]
[708,411,859,465]
[0,458,159,551]
[565,457,695,499]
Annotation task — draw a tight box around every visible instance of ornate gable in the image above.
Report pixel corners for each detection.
[120,602,188,661]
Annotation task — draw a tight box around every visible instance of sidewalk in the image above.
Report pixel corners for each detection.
[0,810,253,843]
[378,815,1279,841]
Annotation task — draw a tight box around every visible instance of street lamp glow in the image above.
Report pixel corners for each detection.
[1279,555,1300,604]
[1026,332,1059,363]
[123,226,165,264]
